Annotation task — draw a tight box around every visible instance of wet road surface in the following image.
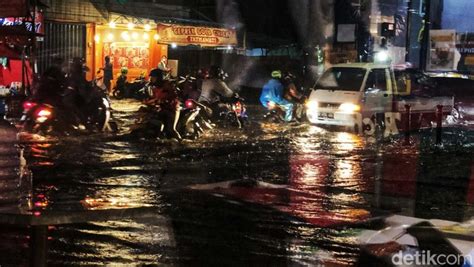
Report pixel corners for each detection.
[1,99,474,266]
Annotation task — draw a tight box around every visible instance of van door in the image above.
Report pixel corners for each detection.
[362,68,392,115]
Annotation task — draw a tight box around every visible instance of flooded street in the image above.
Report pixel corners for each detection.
[1,99,474,266]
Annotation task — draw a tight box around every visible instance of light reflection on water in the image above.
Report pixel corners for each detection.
[3,100,474,266]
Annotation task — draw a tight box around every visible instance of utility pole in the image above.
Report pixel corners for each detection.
[420,0,431,71]
[405,0,413,63]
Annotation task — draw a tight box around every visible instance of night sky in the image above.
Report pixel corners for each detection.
[236,0,298,41]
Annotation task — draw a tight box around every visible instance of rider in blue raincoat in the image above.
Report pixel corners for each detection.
[259,70,294,122]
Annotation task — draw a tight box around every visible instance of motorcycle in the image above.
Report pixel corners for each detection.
[267,72,308,123]
[113,77,149,100]
[203,95,248,129]
[21,80,113,135]
[176,75,200,101]
[178,99,209,139]
[131,99,205,140]
[263,100,306,123]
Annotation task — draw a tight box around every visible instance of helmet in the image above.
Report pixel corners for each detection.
[149,68,163,78]
[120,67,128,75]
[71,57,89,72]
[271,70,282,79]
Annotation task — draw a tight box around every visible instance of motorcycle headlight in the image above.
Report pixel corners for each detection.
[305,100,319,110]
[339,103,361,113]
[267,101,277,109]
[37,109,52,118]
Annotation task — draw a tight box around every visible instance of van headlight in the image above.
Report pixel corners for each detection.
[305,100,319,110]
[339,103,361,113]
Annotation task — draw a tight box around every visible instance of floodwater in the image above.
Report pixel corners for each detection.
[1,99,474,266]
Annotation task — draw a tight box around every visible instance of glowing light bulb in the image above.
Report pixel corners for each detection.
[153,34,160,40]
[127,22,134,30]
[109,21,116,28]
[121,31,130,41]
[143,33,149,40]
[94,34,100,42]
[107,33,114,41]
[171,43,177,48]
[144,24,151,31]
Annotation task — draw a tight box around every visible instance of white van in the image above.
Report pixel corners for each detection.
[306,63,453,134]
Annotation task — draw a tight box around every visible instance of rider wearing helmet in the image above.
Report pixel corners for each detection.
[145,68,181,140]
[198,65,234,105]
[260,70,294,122]
[113,67,128,95]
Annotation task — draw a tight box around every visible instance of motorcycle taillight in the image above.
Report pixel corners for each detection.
[185,100,195,109]
[23,101,37,112]
[233,102,242,113]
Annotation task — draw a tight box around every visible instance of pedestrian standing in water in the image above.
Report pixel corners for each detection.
[102,56,113,95]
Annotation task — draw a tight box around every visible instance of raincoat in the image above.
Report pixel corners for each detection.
[260,79,294,121]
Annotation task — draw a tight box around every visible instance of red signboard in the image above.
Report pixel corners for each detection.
[157,23,237,47]
[0,0,28,18]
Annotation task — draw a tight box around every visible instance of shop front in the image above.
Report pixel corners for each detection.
[86,21,238,83]
[87,23,168,82]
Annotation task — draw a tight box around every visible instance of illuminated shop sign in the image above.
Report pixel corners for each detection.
[156,23,237,47]
[0,12,44,34]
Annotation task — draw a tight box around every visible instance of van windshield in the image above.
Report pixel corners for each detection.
[315,67,366,91]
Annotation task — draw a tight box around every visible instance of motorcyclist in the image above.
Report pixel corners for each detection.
[34,56,67,106]
[144,68,182,140]
[113,67,128,97]
[198,65,235,116]
[282,72,306,121]
[62,58,92,127]
[260,70,294,122]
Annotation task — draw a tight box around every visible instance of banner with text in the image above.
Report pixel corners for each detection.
[156,23,237,47]
[428,30,459,71]
[0,11,44,35]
